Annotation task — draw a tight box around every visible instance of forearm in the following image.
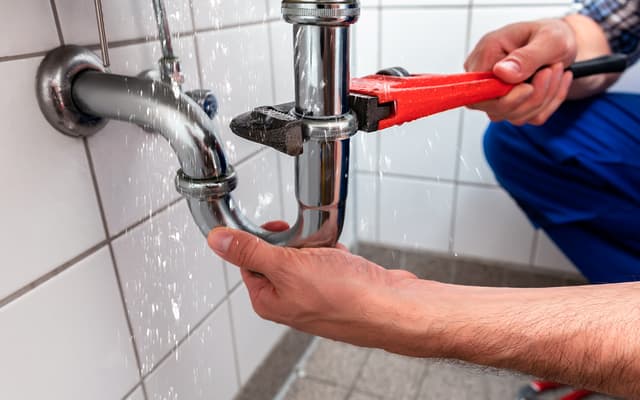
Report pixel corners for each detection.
[388,282,640,398]
[564,14,621,98]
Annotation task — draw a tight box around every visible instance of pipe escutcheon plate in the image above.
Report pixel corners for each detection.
[36,45,108,138]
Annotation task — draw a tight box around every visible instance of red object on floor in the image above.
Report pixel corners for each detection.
[350,72,513,130]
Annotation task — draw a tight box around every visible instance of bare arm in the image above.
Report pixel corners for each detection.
[208,228,640,399]
[388,281,640,398]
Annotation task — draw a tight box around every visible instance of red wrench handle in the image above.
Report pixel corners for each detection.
[350,72,513,130]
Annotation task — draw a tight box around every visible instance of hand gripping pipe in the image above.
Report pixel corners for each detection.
[35,0,360,248]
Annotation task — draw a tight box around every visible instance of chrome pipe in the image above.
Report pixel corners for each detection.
[72,71,227,179]
[152,0,175,59]
[151,0,183,86]
[70,69,346,246]
[293,24,350,118]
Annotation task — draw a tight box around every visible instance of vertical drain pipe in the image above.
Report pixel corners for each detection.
[282,1,360,246]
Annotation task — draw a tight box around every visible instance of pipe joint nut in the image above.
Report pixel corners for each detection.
[282,0,360,26]
[175,168,238,200]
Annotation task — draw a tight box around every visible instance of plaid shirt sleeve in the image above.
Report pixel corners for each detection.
[577,0,640,64]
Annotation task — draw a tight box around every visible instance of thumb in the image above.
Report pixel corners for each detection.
[494,35,563,84]
[207,227,289,275]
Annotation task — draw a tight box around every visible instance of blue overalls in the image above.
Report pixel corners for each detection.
[484,93,640,283]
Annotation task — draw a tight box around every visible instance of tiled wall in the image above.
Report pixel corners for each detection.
[0,0,359,399]
[351,0,640,275]
[2,1,639,399]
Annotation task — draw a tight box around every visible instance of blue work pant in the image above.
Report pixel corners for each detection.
[484,93,640,283]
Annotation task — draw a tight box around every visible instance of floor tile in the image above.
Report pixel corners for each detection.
[303,338,371,387]
[354,349,427,400]
[284,377,349,400]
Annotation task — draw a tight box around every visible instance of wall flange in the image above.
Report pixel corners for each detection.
[36,45,108,138]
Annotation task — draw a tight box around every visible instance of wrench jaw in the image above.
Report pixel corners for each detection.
[229,102,304,157]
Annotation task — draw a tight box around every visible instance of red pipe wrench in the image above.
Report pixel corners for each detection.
[349,54,628,132]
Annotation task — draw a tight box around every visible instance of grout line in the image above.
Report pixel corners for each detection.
[188,0,206,89]
[344,348,374,399]
[0,50,52,63]
[0,240,108,309]
[110,196,186,242]
[83,139,148,398]
[49,0,65,45]
[140,293,231,381]
[378,3,569,10]
[121,382,145,400]
[529,230,540,266]
[272,337,322,400]
[448,1,475,254]
[0,17,279,66]
[374,4,383,243]
[226,284,244,389]
[356,169,498,189]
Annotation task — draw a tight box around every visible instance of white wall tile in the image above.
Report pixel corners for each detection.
[354,132,380,173]
[381,9,468,74]
[380,110,461,180]
[193,0,269,30]
[112,201,227,374]
[234,150,285,226]
[0,248,139,399]
[270,21,295,104]
[468,6,573,52]
[125,387,145,400]
[353,8,380,77]
[355,172,379,243]
[380,178,454,252]
[474,0,571,5]
[197,25,274,163]
[458,109,497,185]
[55,0,193,46]
[267,0,282,19]
[382,0,467,5]
[230,284,287,384]
[145,302,239,400]
[0,57,104,300]
[88,38,200,235]
[0,0,59,56]
[279,153,299,226]
[454,185,535,264]
[533,231,579,274]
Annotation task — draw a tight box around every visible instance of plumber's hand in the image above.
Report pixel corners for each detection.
[464,18,577,126]
[207,224,423,350]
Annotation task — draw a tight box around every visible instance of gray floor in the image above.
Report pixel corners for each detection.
[278,244,617,400]
[284,340,616,400]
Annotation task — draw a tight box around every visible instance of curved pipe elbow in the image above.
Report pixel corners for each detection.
[71,71,348,248]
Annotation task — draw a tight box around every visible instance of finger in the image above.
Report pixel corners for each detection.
[467,84,534,115]
[503,68,554,124]
[240,269,278,319]
[515,63,565,125]
[529,71,573,126]
[208,227,293,275]
[493,28,571,84]
[261,220,290,232]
